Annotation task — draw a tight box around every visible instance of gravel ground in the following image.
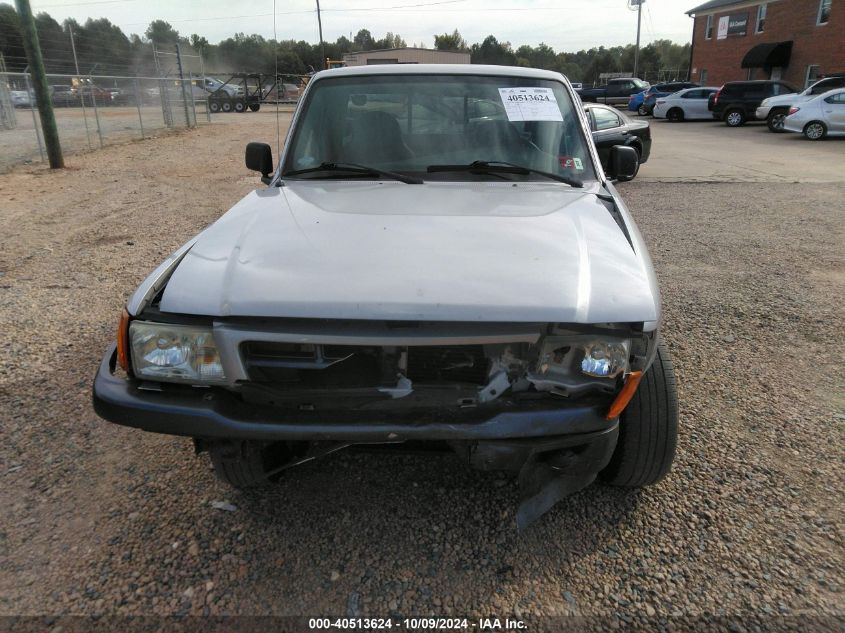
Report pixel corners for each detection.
[0,113,843,628]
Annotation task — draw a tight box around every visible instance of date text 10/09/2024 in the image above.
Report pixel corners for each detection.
[308,618,528,630]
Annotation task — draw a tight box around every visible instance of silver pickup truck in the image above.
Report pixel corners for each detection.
[93,64,678,529]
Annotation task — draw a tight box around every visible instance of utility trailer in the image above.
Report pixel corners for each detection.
[207,73,306,113]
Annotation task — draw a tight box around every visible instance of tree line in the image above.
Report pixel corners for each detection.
[0,4,690,84]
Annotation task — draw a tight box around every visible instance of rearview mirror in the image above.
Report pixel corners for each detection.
[608,145,639,182]
[245,142,273,184]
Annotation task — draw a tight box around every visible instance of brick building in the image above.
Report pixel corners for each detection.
[686,0,844,89]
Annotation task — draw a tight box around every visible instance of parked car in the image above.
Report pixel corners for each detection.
[10,89,34,108]
[782,88,845,140]
[578,77,650,106]
[629,82,699,116]
[49,84,79,107]
[76,84,113,104]
[756,74,845,132]
[583,102,651,176]
[653,87,719,121]
[708,80,798,127]
[93,64,678,530]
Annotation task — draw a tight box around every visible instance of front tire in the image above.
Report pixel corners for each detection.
[210,441,291,488]
[637,104,649,116]
[601,339,678,487]
[724,109,745,127]
[803,121,827,140]
[766,109,788,133]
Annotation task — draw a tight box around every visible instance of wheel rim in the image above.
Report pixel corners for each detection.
[209,102,219,112]
[727,112,742,126]
[771,113,785,130]
[638,105,647,116]
[222,101,232,112]
[806,123,824,139]
[235,101,244,112]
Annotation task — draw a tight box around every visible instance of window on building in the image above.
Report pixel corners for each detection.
[755,4,767,32]
[700,68,708,84]
[817,0,831,25]
[705,14,713,39]
[805,65,821,89]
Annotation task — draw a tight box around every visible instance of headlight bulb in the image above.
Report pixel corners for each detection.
[580,340,630,379]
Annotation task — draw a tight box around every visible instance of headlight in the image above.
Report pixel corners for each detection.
[579,340,630,379]
[129,322,225,384]
[535,336,630,383]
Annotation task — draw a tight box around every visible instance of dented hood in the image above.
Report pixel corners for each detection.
[158,181,658,323]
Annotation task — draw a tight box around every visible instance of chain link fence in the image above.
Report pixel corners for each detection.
[0,72,210,172]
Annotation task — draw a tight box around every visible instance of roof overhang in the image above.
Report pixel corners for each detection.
[741,41,793,69]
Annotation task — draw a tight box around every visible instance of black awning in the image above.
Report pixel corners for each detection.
[742,41,793,68]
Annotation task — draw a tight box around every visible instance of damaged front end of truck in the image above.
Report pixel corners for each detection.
[95,309,655,529]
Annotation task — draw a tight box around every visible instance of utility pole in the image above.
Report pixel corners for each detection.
[15,0,63,168]
[633,0,643,79]
[68,23,92,150]
[316,0,326,70]
[175,44,192,127]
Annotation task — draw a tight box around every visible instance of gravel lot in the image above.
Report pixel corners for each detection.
[1,113,843,628]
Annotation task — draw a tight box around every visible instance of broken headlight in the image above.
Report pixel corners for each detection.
[535,336,631,382]
[579,340,631,379]
[129,322,225,384]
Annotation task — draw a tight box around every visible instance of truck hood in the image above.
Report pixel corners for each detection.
[158,181,658,323]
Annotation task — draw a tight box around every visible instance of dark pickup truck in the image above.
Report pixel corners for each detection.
[577,78,650,106]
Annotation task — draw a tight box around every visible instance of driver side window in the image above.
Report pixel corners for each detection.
[593,108,621,131]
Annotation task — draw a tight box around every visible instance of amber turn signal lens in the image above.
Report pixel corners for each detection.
[606,370,643,420]
[116,308,131,372]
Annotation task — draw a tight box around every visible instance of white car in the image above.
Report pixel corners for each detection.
[783,88,845,140]
[756,75,845,132]
[10,90,34,108]
[652,87,718,122]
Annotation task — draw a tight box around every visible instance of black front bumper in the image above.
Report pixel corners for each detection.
[93,345,618,445]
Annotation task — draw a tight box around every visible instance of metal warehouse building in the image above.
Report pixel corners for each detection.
[342,48,471,66]
[686,0,844,88]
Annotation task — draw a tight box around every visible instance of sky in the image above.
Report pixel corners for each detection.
[27,0,696,51]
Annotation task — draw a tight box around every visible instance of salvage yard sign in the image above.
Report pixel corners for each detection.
[717,13,748,39]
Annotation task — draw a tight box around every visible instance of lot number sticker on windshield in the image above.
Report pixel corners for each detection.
[498,87,563,122]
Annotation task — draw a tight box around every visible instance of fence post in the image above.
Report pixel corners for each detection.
[188,72,198,126]
[68,23,92,150]
[15,0,63,168]
[200,53,210,122]
[175,44,192,128]
[134,78,144,139]
[89,75,104,148]
[24,72,44,161]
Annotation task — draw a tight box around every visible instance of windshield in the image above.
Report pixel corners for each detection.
[282,74,597,182]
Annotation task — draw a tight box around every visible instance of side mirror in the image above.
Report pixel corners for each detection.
[608,145,639,182]
[245,142,273,184]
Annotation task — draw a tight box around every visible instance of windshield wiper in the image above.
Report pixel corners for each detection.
[426,160,583,188]
[283,162,423,184]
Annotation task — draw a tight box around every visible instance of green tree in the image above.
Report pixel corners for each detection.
[470,35,516,66]
[0,3,24,71]
[433,29,467,51]
[189,33,209,54]
[352,29,374,51]
[145,19,179,45]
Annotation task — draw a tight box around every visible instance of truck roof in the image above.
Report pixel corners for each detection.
[312,64,567,82]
